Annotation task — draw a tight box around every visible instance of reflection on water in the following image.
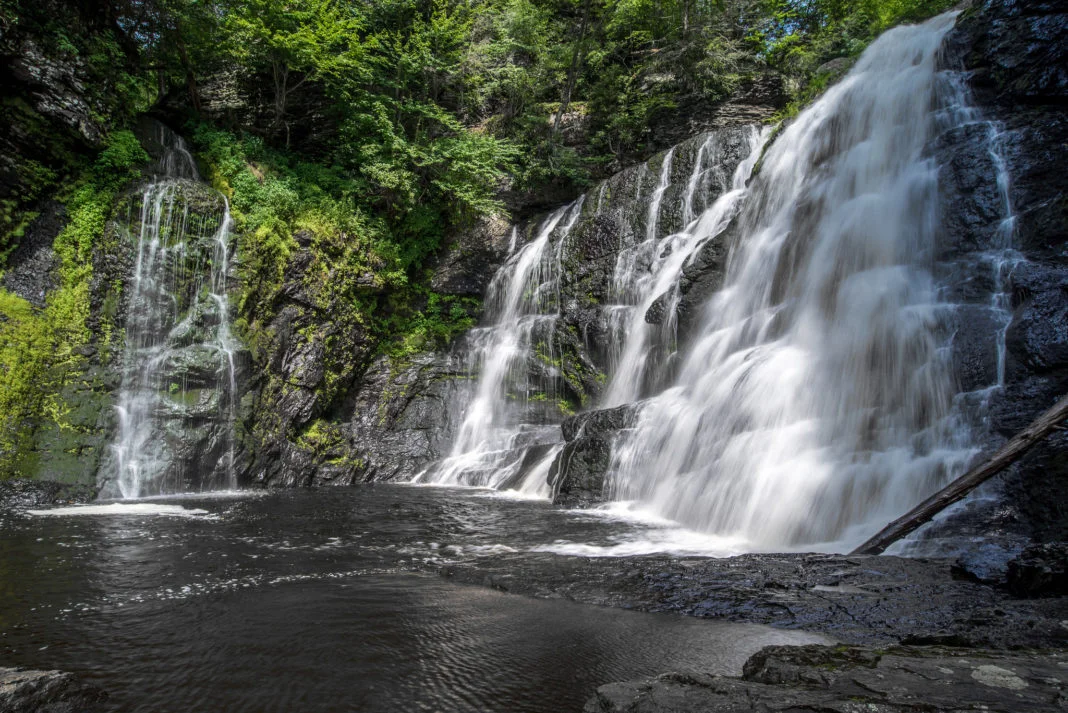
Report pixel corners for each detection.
[1,486,826,712]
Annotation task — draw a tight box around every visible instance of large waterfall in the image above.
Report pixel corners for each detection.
[417,11,1017,552]
[101,128,239,499]
[603,129,767,407]
[607,11,1014,550]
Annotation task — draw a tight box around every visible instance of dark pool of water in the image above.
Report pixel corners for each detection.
[0,485,825,712]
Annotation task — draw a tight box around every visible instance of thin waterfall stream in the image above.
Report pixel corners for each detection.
[101,128,240,499]
[413,200,585,495]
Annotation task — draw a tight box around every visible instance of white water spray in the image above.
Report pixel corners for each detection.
[603,129,768,406]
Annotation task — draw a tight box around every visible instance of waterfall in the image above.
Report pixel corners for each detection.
[414,125,770,496]
[413,11,1016,550]
[603,129,767,406]
[413,201,584,493]
[607,12,990,550]
[103,129,239,499]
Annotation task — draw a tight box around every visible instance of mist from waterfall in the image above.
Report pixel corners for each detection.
[104,129,239,499]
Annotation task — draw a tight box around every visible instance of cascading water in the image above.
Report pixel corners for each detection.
[415,11,1016,550]
[607,12,1001,550]
[413,201,585,495]
[603,129,768,406]
[103,129,240,499]
[416,126,770,497]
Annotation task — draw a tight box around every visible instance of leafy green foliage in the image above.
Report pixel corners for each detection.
[0,131,148,476]
[755,0,958,78]
[380,289,481,358]
[189,125,479,373]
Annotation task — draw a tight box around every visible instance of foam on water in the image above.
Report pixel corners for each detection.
[27,503,211,518]
[531,501,750,557]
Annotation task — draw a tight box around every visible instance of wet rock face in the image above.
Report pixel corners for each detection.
[0,480,97,510]
[241,222,473,488]
[1,202,63,308]
[672,228,731,340]
[431,214,513,297]
[585,645,1068,713]
[0,667,107,713]
[555,126,758,388]
[240,235,377,487]
[550,405,641,507]
[246,350,467,488]
[1007,542,1068,597]
[549,439,613,508]
[343,353,468,483]
[927,0,1068,546]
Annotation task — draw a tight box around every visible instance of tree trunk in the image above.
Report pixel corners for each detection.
[175,34,200,113]
[272,59,288,135]
[552,0,593,135]
[851,392,1068,556]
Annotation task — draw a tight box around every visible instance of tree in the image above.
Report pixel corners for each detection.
[224,0,368,144]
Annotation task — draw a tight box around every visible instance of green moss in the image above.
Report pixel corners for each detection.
[0,130,148,478]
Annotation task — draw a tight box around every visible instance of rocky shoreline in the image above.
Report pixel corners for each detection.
[586,644,1068,712]
[437,551,1068,649]
[435,549,1068,710]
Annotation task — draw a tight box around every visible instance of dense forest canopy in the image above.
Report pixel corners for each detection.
[3,0,956,215]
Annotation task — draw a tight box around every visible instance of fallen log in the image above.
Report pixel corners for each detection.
[851,392,1068,556]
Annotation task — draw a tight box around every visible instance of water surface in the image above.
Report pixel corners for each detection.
[0,485,826,712]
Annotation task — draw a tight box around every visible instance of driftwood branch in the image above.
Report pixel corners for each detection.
[851,392,1068,556]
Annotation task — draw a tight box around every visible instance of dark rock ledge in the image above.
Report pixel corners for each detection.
[0,667,106,713]
[438,552,1068,710]
[585,644,1068,712]
[437,552,1068,649]
[0,480,97,510]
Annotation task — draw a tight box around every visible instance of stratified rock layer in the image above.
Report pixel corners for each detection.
[585,645,1068,713]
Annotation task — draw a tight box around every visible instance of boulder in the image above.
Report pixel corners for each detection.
[917,0,1068,547]
[585,645,1068,713]
[0,667,106,713]
[1006,542,1068,597]
[550,404,641,507]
